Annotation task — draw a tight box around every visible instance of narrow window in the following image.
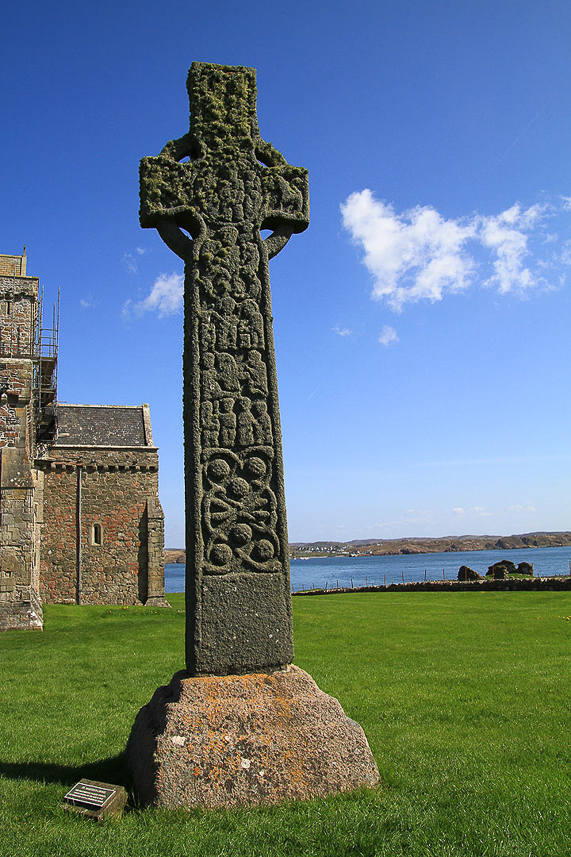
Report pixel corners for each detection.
[92,523,102,546]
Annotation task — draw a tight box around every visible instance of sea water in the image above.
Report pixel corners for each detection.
[164,544,571,593]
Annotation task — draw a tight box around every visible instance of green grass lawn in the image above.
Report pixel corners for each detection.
[1,592,571,856]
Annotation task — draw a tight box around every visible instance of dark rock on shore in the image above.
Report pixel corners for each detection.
[487,560,517,578]
[458,565,483,581]
[517,561,534,576]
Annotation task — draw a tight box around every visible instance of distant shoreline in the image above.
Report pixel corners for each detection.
[165,531,571,565]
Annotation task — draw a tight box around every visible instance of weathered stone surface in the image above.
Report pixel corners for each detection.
[458,565,482,581]
[0,587,42,632]
[140,62,309,675]
[487,560,517,578]
[0,273,44,629]
[517,561,534,576]
[126,665,380,809]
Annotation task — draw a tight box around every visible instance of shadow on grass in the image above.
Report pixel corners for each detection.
[0,753,131,790]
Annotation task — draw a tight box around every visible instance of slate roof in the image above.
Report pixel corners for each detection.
[54,405,148,447]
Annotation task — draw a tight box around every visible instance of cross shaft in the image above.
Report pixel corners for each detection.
[140,62,309,675]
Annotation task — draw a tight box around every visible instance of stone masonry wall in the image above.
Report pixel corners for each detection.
[39,447,164,605]
[0,255,26,277]
[0,355,43,630]
[294,577,571,595]
[0,276,38,357]
[0,358,33,444]
[145,495,166,606]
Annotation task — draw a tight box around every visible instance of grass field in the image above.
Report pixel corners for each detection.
[1,592,571,856]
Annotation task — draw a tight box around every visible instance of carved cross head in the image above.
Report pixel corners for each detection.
[139,62,309,260]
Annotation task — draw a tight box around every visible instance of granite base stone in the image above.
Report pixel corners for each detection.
[126,665,380,809]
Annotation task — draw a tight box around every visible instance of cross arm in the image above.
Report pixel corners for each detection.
[139,152,202,256]
[260,164,309,258]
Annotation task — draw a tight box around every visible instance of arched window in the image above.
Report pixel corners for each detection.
[91,523,102,546]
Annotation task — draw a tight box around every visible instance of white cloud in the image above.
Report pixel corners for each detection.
[559,240,571,266]
[479,203,546,294]
[507,504,536,513]
[472,506,492,517]
[333,326,352,337]
[452,505,491,518]
[122,247,148,273]
[122,252,139,274]
[341,190,568,310]
[341,190,477,310]
[79,297,93,309]
[378,325,399,346]
[123,272,183,319]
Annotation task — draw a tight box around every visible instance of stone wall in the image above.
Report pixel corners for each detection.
[0,358,33,443]
[0,254,27,277]
[0,276,38,357]
[294,577,571,595]
[39,447,164,605]
[0,453,43,630]
[145,496,167,606]
[0,353,43,630]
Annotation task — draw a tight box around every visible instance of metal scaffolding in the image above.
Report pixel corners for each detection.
[34,287,59,442]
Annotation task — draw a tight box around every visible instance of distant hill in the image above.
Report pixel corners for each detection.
[165,532,571,563]
[164,548,186,564]
[289,532,571,557]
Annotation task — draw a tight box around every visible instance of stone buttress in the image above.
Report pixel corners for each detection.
[0,252,43,630]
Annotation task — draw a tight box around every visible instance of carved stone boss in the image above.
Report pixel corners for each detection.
[140,63,309,675]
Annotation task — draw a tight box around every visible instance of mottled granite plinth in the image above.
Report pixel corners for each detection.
[126,665,380,809]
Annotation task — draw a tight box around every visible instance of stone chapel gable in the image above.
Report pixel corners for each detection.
[38,404,168,607]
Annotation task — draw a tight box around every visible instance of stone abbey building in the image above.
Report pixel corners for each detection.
[0,250,168,631]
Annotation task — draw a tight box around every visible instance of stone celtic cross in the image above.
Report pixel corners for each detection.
[140,62,309,675]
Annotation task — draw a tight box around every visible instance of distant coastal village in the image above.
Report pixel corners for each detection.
[164,531,571,564]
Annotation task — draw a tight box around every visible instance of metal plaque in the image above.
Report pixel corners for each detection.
[64,780,116,810]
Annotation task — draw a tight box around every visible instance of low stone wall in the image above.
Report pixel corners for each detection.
[293,577,571,596]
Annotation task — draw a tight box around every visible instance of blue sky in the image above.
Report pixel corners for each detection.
[3,0,571,545]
